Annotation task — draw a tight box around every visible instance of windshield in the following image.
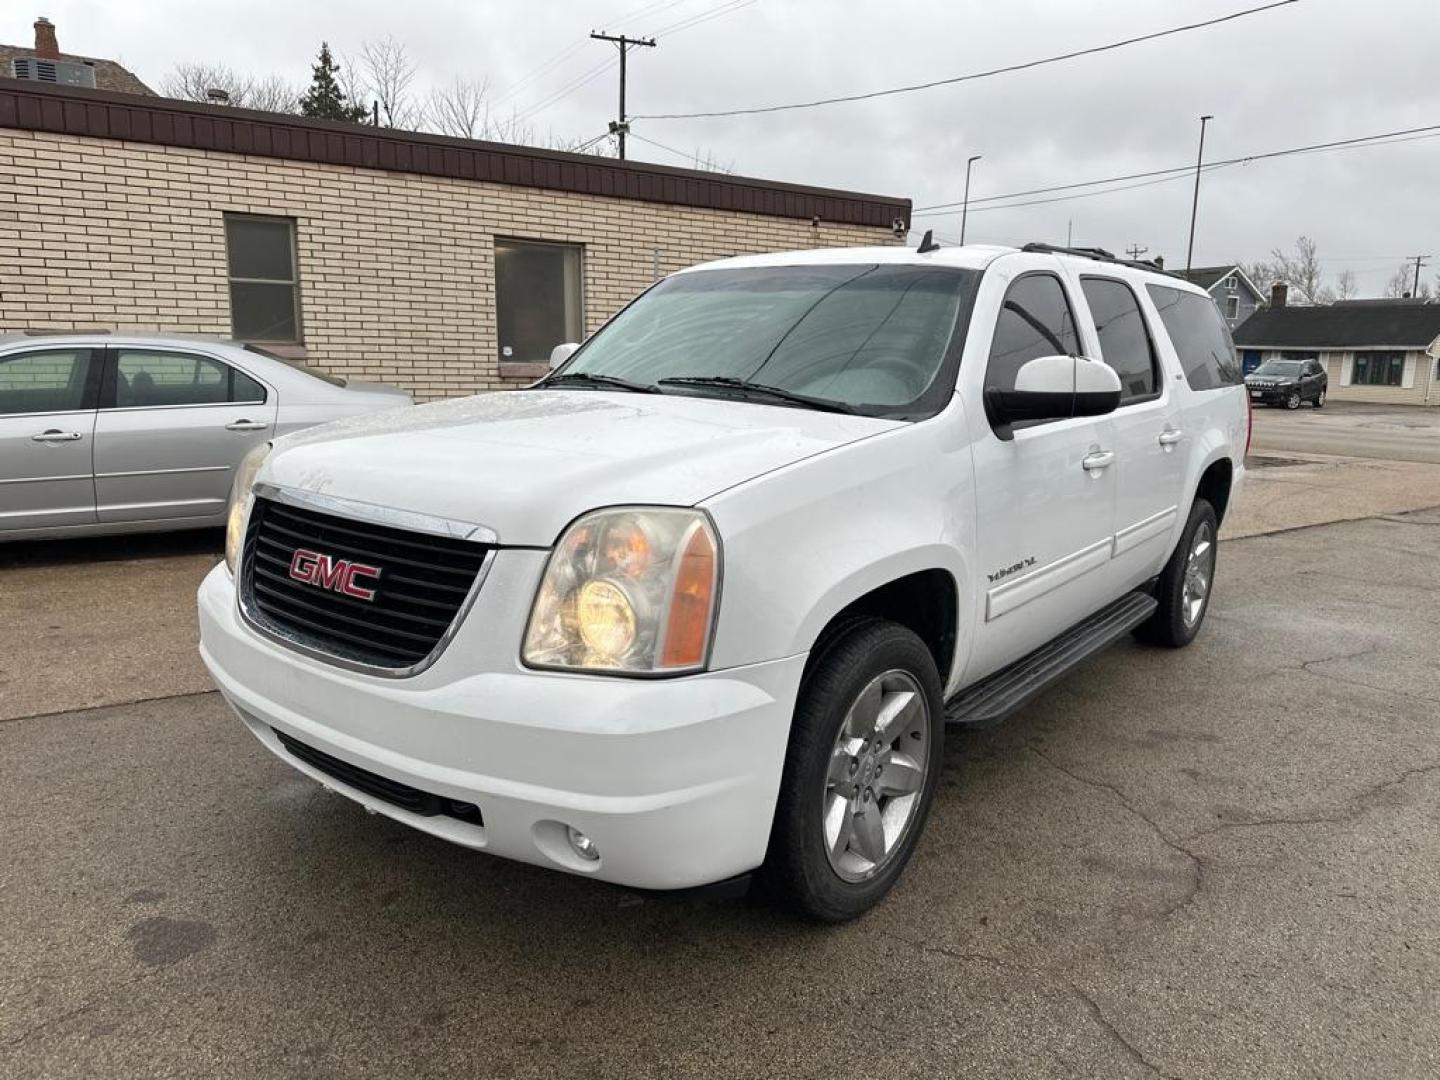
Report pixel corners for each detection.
[243,344,348,387]
[557,264,979,418]
[1252,360,1304,377]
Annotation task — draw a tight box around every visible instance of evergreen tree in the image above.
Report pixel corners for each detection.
[299,43,368,123]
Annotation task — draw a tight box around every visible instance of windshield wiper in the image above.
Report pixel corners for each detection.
[541,372,662,394]
[657,376,857,414]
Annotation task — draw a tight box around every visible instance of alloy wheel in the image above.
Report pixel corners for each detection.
[822,669,931,883]
[1181,520,1216,629]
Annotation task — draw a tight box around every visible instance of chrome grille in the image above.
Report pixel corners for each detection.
[239,495,491,672]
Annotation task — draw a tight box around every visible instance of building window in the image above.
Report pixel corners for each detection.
[225,214,301,343]
[495,239,583,365]
[1224,296,1239,320]
[1351,351,1405,387]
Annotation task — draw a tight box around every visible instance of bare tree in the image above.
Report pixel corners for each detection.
[428,77,489,138]
[1385,263,1434,299]
[1334,269,1358,301]
[1240,260,1275,295]
[161,62,298,113]
[358,36,421,128]
[1266,236,1330,305]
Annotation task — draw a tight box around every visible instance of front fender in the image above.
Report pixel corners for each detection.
[702,405,976,692]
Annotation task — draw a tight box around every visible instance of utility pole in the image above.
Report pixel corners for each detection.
[1126,243,1149,261]
[960,154,982,245]
[1406,254,1430,297]
[590,30,655,160]
[1185,114,1213,274]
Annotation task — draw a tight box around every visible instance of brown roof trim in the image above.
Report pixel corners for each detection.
[0,79,911,229]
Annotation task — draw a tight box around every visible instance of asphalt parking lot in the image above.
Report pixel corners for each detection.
[1250,399,1440,464]
[3,430,1440,1078]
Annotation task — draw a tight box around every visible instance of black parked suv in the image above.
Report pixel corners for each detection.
[1244,358,1327,409]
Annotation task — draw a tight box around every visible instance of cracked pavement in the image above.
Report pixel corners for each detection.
[2,506,1439,1078]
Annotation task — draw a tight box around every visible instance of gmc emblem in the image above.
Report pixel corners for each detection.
[288,548,382,601]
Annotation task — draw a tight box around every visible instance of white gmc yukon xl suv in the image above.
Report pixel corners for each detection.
[199,241,1248,921]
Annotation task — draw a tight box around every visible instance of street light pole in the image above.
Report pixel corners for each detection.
[1185,115,1213,273]
[960,154,982,245]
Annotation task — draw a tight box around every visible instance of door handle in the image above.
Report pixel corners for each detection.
[225,419,269,432]
[1158,429,1184,446]
[31,429,82,443]
[1081,450,1115,472]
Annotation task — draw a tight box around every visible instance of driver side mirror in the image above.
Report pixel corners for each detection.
[985,355,1122,442]
[549,342,579,370]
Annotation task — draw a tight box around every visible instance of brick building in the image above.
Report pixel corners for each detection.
[0,81,909,400]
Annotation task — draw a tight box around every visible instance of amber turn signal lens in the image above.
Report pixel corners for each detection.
[661,523,717,668]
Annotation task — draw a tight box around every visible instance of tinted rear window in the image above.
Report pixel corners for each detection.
[1146,285,1241,390]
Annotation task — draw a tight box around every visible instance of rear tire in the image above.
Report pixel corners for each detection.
[1314,389,1326,408]
[763,619,944,922]
[1135,499,1218,648]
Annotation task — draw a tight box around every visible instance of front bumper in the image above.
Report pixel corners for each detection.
[1246,384,1299,405]
[198,559,806,890]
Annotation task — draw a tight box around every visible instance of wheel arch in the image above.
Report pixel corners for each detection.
[797,558,963,690]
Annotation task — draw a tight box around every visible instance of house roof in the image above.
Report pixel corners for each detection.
[0,44,153,96]
[1232,300,1440,350]
[1178,264,1264,299]
[0,79,910,229]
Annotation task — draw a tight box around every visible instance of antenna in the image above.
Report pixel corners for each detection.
[916,229,940,254]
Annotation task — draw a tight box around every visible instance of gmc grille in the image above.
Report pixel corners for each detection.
[240,496,491,672]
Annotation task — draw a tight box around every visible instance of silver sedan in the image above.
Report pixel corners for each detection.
[0,333,412,542]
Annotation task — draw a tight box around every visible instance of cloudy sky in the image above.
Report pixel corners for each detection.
[28,0,1439,294]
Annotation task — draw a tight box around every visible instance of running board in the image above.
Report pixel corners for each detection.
[944,591,1158,729]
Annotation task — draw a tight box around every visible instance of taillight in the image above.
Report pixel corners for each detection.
[1244,393,1253,456]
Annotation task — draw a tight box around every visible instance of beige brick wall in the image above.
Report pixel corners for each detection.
[0,130,896,401]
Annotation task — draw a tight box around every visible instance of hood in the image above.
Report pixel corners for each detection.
[263,389,900,545]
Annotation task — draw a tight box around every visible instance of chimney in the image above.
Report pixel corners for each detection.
[1153,255,1165,270]
[1270,282,1288,309]
[33,16,60,59]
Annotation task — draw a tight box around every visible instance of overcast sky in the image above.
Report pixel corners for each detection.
[27,0,1439,293]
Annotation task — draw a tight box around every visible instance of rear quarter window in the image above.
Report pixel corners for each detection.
[1146,285,1242,391]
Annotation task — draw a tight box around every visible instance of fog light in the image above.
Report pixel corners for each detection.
[566,825,600,861]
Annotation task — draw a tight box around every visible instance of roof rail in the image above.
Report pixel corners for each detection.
[1021,242,1177,277]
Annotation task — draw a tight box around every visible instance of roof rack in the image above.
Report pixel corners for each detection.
[1020,242,1178,278]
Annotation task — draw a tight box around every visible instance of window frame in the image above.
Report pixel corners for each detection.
[1078,274,1163,408]
[1224,295,1239,320]
[224,213,303,345]
[0,346,103,418]
[493,236,587,367]
[99,348,271,411]
[1351,350,1405,388]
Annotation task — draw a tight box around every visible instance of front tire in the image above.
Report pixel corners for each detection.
[1135,498,1218,648]
[763,619,944,922]
[1285,391,1302,409]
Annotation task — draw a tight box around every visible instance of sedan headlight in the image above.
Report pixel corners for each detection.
[522,508,720,675]
[224,442,271,574]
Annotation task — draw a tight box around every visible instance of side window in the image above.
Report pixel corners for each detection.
[1080,278,1158,404]
[1146,285,1242,390]
[112,351,265,408]
[0,349,94,416]
[985,273,1080,392]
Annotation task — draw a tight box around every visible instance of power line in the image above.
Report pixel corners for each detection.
[912,123,1440,217]
[633,0,1300,120]
[628,130,733,172]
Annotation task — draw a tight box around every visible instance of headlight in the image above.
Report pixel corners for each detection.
[224,442,271,574]
[522,508,720,675]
